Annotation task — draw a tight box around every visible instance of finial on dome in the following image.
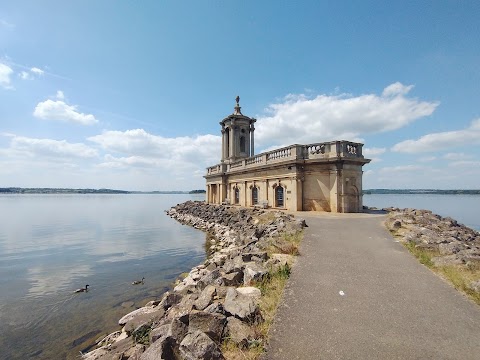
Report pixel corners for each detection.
[234,95,242,115]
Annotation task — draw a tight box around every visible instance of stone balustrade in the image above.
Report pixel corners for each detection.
[208,141,364,175]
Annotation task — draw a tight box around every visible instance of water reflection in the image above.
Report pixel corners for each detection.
[0,194,206,360]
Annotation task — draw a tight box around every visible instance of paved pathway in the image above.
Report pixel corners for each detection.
[265,212,480,360]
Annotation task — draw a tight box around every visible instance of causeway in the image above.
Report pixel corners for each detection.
[265,212,480,360]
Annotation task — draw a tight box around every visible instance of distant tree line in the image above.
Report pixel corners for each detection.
[363,189,480,195]
[0,188,207,194]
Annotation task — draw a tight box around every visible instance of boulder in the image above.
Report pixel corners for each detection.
[119,306,163,326]
[221,271,244,286]
[179,330,225,360]
[194,285,216,311]
[236,286,261,299]
[188,312,227,343]
[225,317,255,348]
[223,287,260,322]
[139,335,175,360]
[243,262,268,285]
[159,292,183,310]
[204,302,224,315]
[124,308,165,334]
[439,242,462,255]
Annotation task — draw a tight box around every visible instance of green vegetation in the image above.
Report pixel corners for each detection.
[221,264,294,360]
[221,224,302,360]
[401,240,480,305]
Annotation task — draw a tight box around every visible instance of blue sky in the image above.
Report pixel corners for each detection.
[1,1,479,190]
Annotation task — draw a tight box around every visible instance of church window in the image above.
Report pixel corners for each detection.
[234,187,240,204]
[240,136,246,153]
[252,187,258,205]
[275,186,284,207]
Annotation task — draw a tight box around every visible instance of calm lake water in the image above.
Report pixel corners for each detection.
[1,193,479,359]
[0,194,207,360]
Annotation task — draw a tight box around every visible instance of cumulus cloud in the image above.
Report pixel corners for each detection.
[56,90,65,100]
[0,62,14,89]
[33,97,98,125]
[2,134,98,159]
[255,83,438,147]
[89,129,221,170]
[391,118,480,153]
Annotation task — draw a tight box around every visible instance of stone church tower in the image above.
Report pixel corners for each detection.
[220,96,256,163]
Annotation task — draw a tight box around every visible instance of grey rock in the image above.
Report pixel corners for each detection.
[194,285,216,310]
[159,291,183,310]
[243,262,268,285]
[225,317,255,348]
[222,271,243,286]
[204,302,224,315]
[188,312,227,343]
[179,330,225,360]
[223,287,260,322]
[124,308,165,334]
[439,242,462,255]
[140,335,175,360]
[118,306,163,326]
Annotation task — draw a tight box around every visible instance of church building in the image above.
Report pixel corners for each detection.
[204,97,370,213]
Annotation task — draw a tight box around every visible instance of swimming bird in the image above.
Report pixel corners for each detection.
[132,277,145,285]
[74,285,89,293]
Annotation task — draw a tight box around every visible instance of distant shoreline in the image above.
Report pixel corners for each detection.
[364,189,480,195]
[0,188,206,195]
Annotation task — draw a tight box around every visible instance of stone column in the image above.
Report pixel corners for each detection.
[250,124,255,156]
[229,127,234,160]
[221,127,225,162]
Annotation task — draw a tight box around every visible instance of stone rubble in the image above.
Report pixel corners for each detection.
[82,201,304,360]
[384,207,480,268]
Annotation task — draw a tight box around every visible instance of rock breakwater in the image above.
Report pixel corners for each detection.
[83,201,305,360]
[384,207,480,296]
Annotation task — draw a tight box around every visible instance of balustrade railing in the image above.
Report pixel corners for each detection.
[206,141,364,175]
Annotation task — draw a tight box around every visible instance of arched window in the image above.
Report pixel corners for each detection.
[234,187,240,204]
[252,187,258,205]
[240,136,246,153]
[275,186,284,207]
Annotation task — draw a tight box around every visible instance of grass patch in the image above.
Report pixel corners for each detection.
[401,240,480,306]
[221,261,297,360]
[268,231,303,256]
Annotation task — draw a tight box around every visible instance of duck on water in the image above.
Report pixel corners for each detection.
[74,285,89,293]
[132,277,145,285]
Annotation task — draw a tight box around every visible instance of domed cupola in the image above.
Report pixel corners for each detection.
[220,96,256,163]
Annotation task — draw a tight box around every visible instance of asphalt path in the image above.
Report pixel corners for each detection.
[264,212,480,360]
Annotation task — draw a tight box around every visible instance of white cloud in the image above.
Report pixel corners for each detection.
[443,152,473,161]
[382,82,414,97]
[392,118,480,153]
[0,62,14,89]
[19,71,32,80]
[33,98,98,125]
[30,67,44,75]
[56,90,65,100]
[363,147,386,156]
[255,83,438,147]
[89,129,221,170]
[2,134,98,159]
[418,156,437,162]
